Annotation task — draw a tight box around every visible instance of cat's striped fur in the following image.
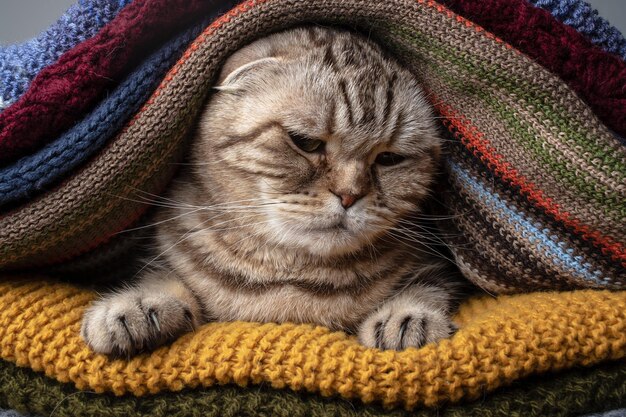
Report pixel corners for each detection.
[82,26,464,356]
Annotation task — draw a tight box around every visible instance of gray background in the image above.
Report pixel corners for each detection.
[0,0,624,44]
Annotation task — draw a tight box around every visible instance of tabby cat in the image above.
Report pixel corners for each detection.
[81,26,464,356]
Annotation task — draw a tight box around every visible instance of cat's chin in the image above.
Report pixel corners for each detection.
[274,226,369,257]
[304,235,365,257]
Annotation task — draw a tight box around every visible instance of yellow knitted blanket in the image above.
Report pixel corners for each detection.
[0,279,623,409]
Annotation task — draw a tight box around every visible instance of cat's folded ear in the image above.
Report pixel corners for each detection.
[215,57,281,92]
[215,41,282,92]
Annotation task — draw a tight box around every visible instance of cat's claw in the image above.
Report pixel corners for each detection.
[148,309,161,332]
[81,292,196,356]
[358,302,457,350]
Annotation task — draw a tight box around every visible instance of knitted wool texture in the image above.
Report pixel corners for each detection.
[439,0,626,137]
[0,0,131,111]
[0,2,624,415]
[528,0,626,60]
[0,0,624,166]
[0,0,623,294]
[0,280,623,409]
[0,0,233,164]
[0,21,208,207]
[0,358,624,417]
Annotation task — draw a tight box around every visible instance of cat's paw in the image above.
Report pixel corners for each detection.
[358,302,457,350]
[81,291,196,356]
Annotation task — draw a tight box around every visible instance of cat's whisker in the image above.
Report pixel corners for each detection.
[113,193,270,212]
[393,219,467,239]
[360,229,381,264]
[132,189,195,204]
[199,218,274,234]
[121,205,277,236]
[379,233,456,264]
[401,211,469,220]
[169,154,241,167]
[138,210,261,271]
[374,212,452,245]
[116,208,206,234]
[394,227,475,251]
[106,193,194,210]
[389,227,451,250]
[387,220,465,246]
[194,213,264,232]
[115,192,284,212]
[136,211,272,277]
[132,188,283,208]
[382,223,460,262]
[393,221,460,236]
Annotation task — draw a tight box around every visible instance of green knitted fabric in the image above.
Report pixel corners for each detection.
[0,359,623,417]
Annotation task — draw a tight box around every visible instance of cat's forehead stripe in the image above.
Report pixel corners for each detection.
[325,97,337,136]
[382,72,398,123]
[338,79,355,127]
[322,44,339,72]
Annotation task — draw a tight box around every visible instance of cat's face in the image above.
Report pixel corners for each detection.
[193,28,441,257]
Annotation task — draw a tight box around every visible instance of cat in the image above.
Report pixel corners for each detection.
[81,26,465,356]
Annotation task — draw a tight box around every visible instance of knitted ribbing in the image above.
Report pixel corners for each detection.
[0,0,131,111]
[0,21,208,207]
[528,0,626,60]
[0,0,236,164]
[438,0,626,137]
[0,358,624,417]
[0,281,623,409]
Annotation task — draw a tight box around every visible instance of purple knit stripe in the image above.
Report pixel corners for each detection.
[0,0,132,111]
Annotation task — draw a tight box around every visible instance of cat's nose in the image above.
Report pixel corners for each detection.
[330,190,364,209]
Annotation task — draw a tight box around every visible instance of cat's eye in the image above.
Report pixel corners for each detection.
[289,132,324,153]
[375,152,406,166]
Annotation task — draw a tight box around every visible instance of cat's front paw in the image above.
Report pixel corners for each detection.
[81,292,196,356]
[358,303,457,350]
